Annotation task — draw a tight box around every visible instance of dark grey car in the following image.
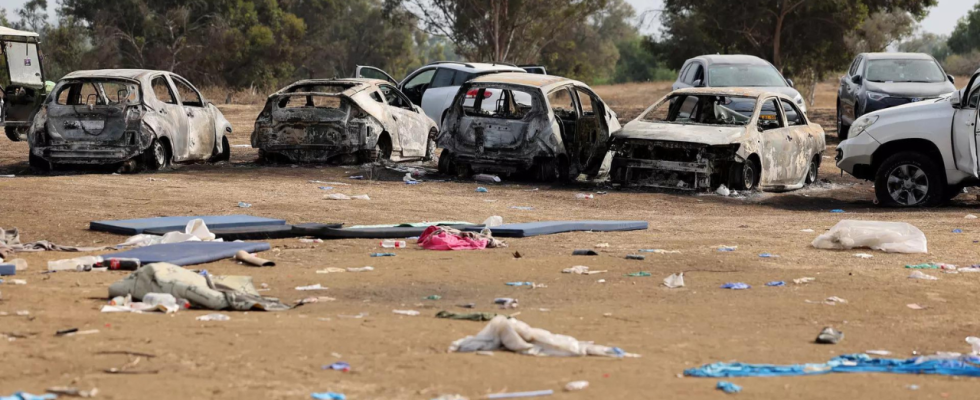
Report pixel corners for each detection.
[672,54,807,114]
[836,52,956,140]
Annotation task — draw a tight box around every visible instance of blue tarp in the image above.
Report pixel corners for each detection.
[685,354,980,378]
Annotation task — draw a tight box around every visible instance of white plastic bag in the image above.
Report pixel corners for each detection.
[663,272,685,288]
[811,220,927,253]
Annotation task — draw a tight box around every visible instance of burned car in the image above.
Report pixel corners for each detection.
[610,88,825,191]
[252,79,437,164]
[28,69,232,171]
[437,73,621,181]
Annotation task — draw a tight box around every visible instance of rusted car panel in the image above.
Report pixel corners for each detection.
[610,87,825,192]
[438,73,621,181]
[252,79,437,164]
[28,69,231,170]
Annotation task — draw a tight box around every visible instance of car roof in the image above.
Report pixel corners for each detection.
[863,52,935,60]
[61,69,168,81]
[273,78,383,96]
[690,54,771,66]
[426,62,526,73]
[468,72,579,91]
[672,87,793,100]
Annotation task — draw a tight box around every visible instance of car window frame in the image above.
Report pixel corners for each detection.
[848,56,861,77]
[429,68,456,89]
[573,86,600,117]
[677,62,692,83]
[401,67,437,91]
[757,97,785,131]
[779,98,806,126]
[169,74,205,108]
[378,83,416,111]
[150,74,178,105]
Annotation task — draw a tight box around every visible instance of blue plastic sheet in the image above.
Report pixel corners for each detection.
[716,381,742,393]
[765,281,785,287]
[311,392,346,400]
[1,393,57,400]
[685,354,980,378]
[720,282,751,290]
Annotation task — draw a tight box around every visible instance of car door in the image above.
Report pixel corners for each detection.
[379,83,427,157]
[672,62,692,91]
[420,67,457,126]
[169,74,215,160]
[953,75,980,177]
[780,98,814,183]
[355,66,397,85]
[757,97,793,185]
[841,56,864,123]
[149,75,189,160]
[572,86,614,176]
[398,67,437,109]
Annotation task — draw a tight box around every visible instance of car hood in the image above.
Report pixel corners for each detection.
[865,80,956,98]
[615,120,745,146]
[864,97,955,142]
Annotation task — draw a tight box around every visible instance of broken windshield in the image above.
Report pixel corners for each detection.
[708,65,787,87]
[640,94,756,126]
[54,79,140,106]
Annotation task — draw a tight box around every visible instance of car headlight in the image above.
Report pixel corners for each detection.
[867,91,889,101]
[849,115,879,138]
[794,95,807,112]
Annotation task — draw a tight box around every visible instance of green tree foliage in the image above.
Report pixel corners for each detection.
[948,1,980,55]
[539,0,636,83]
[845,9,916,54]
[898,32,950,62]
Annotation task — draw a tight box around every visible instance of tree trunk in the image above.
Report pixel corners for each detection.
[773,12,784,70]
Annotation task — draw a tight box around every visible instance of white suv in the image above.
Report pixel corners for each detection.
[356,62,526,128]
[836,68,980,207]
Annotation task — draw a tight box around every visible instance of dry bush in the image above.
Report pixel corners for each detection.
[200,86,270,105]
[944,52,980,77]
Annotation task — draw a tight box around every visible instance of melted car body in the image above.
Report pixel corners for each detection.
[437,73,621,181]
[252,79,437,164]
[28,69,231,171]
[610,88,825,192]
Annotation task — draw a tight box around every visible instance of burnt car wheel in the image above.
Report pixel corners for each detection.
[534,159,559,182]
[362,135,392,163]
[5,126,23,142]
[210,136,230,163]
[729,160,759,191]
[805,156,819,185]
[143,139,168,171]
[875,152,944,207]
[437,149,456,174]
[423,129,437,162]
[836,102,850,140]
[29,153,50,172]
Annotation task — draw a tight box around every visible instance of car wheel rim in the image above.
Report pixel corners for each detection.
[154,143,166,166]
[808,161,817,182]
[743,163,754,189]
[887,164,928,205]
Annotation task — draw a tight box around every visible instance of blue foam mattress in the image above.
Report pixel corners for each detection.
[90,215,286,235]
[466,220,648,237]
[101,241,271,266]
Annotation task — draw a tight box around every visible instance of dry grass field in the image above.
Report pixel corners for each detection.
[3,78,980,399]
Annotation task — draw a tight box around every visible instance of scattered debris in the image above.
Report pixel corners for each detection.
[967,214,978,219]
[237,201,252,208]
[510,206,535,211]
[625,254,645,260]
[907,303,926,310]
[324,194,370,200]
[564,381,589,391]
[816,327,844,344]
[811,220,927,253]
[424,295,442,300]
[595,243,610,248]
[486,390,554,399]
[562,266,606,275]
[316,268,346,274]
[866,350,892,356]
[716,381,742,394]
[663,273,685,288]
[323,362,351,372]
[625,271,651,277]
[393,310,420,316]
[311,392,346,400]
[575,193,594,199]
[715,185,731,196]
[449,315,637,357]
[824,296,847,305]
[639,249,680,254]
[765,281,785,287]
[494,298,518,309]
[800,229,815,233]
[370,253,396,257]
[572,249,598,256]
[717,245,737,252]
[419,226,506,250]
[475,187,489,193]
[196,313,230,321]
[793,277,815,284]
[435,311,500,321]
[759,253,779,258]
[346,266,374,272]
[908,271,938,280]
[853,253,873,259]
[296,284,328,291]
[234,250,275,267]
[830,209,845,213]
[473,174,501,183]
[720,282,750,290]
[46,387,98,398]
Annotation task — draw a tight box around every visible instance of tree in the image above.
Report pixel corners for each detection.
[948,1,980,54]
[388,0,607,64]
[539,0,636,83]
[899,32,950,62]
[12,0,49,33]
[845,9,916,54]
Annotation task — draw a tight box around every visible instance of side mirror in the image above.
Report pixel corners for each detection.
[693,79,704,87]
[787,78,795,88]
[948,74,955,84]
[851,75,862,85]
[951,90,962,107]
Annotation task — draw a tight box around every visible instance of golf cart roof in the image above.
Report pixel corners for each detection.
[0,26,41,42]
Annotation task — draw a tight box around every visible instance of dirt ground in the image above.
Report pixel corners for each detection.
[4,80,980,399]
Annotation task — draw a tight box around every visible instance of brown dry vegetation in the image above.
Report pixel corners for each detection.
[3,79,980,399]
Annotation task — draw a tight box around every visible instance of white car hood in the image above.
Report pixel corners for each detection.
[865,98,954,142]
[615,120,745,146]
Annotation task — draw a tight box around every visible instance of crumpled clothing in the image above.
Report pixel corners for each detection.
[108,263,289,311]
[449,315,638,357]
[435,310,501,321]
[418,225,505,250]
[121,218,220,248]
[684,353,980,378]
[0,227,116,259]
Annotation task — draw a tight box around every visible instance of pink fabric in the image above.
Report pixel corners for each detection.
[418,225,488,250]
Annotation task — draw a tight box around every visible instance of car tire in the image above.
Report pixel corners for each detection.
[534,158,559,182]
[29,153,50,172]
[836,102,850,140]
[437,148,455,174]
[142,139,168,171]
[210,136,230,163]
[362,135,392,163]
[874,152,944,207]
[729,160,759,191]
[423,128,437,162]
[805,155,820,185]
[5,126,23,142]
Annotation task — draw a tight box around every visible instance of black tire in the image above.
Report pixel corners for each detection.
[29,153,50,172]
[210,136,230,162]
[534,158,559,182]
[836,102,850,141]
[5,126,24,142]
[437,148,455,174]
[361,135,392,163]
[805,155,820,185]
[874,151,945,207]
[423,129,437,162]
[729,159,759,191]
[142,139,168,171]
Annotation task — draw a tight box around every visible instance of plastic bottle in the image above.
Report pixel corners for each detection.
[575,193,594,199]
[381,240,406,248]
[47,256,103,272]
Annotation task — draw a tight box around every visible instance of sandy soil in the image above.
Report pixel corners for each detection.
[3,82,980,399]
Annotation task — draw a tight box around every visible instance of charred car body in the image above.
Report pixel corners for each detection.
[28,69,232,171]
[252,79,437,164]
[610,88,825,191]
[437,73,621,181]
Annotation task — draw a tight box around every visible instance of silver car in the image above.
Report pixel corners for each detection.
[28,69,232,172]
[437,73,621,181]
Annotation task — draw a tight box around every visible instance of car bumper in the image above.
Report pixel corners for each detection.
[34,143,142,164]
[611,157,713,191]
[836,133,879,179]
[258,144,367,163]
[863,96,934,114]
